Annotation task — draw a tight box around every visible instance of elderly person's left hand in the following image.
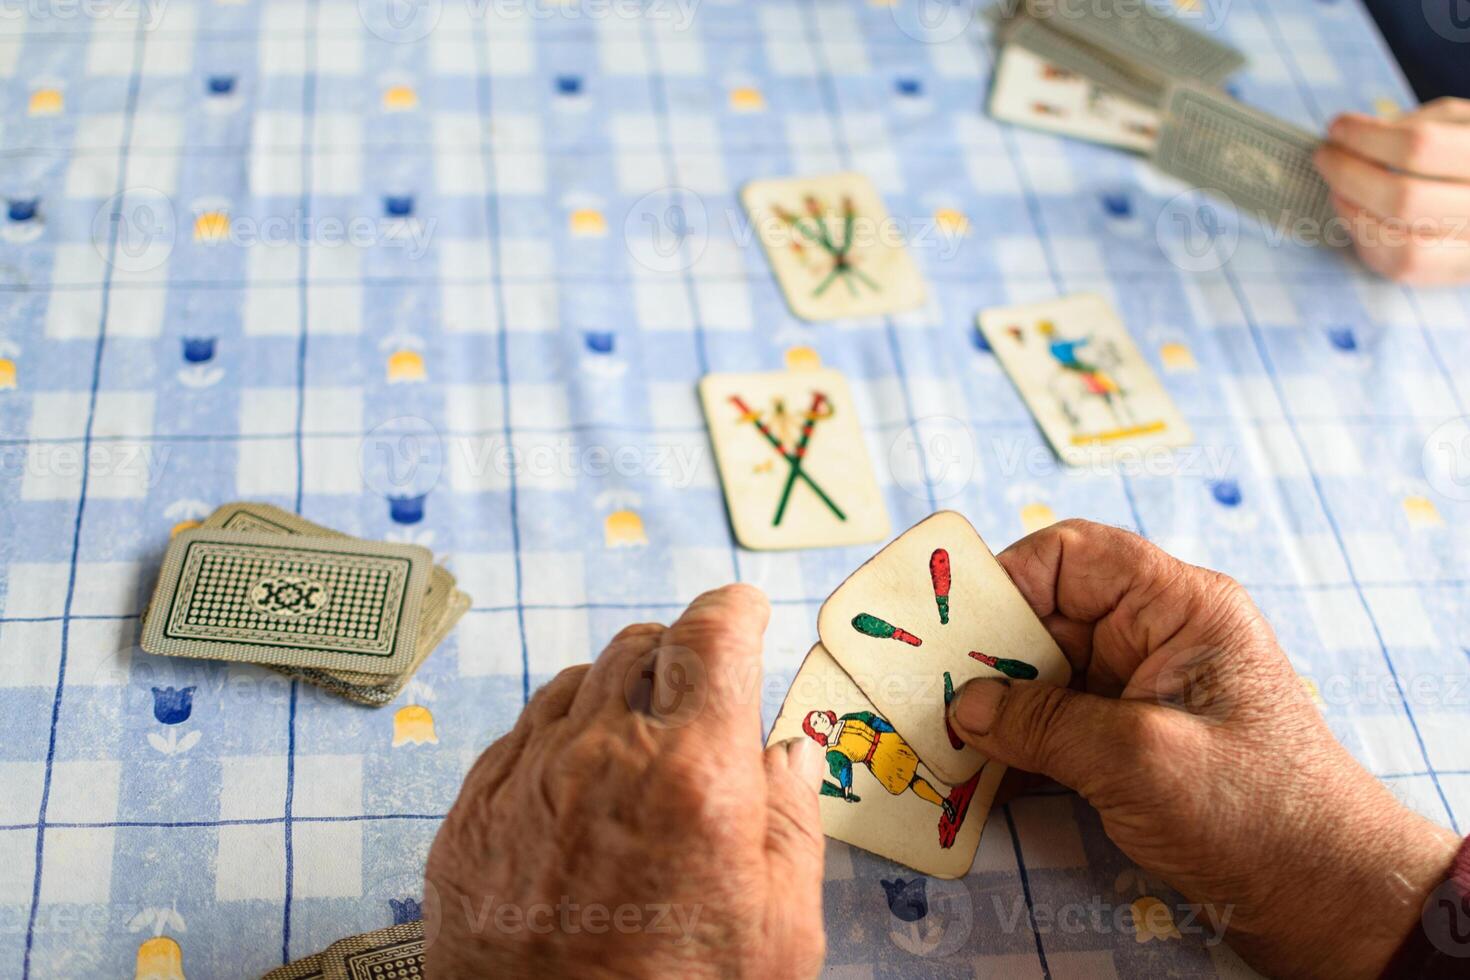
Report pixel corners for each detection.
[423,584,827,979]
[1315,98,1470,284]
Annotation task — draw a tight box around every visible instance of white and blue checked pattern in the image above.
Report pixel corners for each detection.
[1,0,1468,976]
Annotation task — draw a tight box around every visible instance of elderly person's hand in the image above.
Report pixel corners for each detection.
[424,585,826,979]
[948,520,1460,978]
[1315,97,1470,284]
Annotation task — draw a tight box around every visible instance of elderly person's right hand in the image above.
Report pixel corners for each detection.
[949,520,1461,978]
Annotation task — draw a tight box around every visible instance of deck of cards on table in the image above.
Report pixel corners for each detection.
[741,172,926,322]
[140,502,470,706]
[768,511,1071,878]
[989,0,1335,230]
[978,292,1193,467]
[262,920,425,980]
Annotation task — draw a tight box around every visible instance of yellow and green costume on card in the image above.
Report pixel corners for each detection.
[820,711,947,810]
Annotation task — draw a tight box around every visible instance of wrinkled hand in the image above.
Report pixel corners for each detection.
[1315,98,1470,284]
[424,585,826,979]
[948,520,1459,979]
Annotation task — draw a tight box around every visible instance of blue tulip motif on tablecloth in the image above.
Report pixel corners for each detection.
[389,897,422,925]
[1210,480,1242,508]
[389,494,428,525]
[148,686,202,755]
[178,336,224,388]
[1327,325,1357,352]
[882,878,929,922]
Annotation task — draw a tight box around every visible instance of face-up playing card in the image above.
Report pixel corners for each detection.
[742,172,926,322]
[977,293,1193,468]
[1153,83,1335,230]
[699,367,890,551]
[816,511,1070,786]
[767,643,998,879]
[141,529,431,676]
[989,42,1160,153]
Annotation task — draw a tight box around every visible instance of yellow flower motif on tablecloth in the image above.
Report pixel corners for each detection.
[729,86,765,112]
[0,358,15,390]
[784,346,821,371]
[605,509,648,548]
[193,211,230,242]
[383,84,418,111]
[1174,0,1200,9]
[29,87,63,115]
[1159,341,1197,372]
[933,208,970,236]
[1402,495,1443,528]
[868,0,896,7]
[1131,896,1181,943]
[1020,502,1056,534]
[570,208,607,237]
[386,349,426,383]
[393,705,438,746]
[1301,676,1323,706]
[135,936,185,980]
[1373,98,1400,119]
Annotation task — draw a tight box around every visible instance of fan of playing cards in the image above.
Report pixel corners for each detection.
[139,502,470,707]
[767,511,1072,878]
[990,0,1335,230]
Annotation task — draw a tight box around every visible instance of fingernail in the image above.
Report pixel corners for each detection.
[784,736,825,786]
[950,679,1010,737]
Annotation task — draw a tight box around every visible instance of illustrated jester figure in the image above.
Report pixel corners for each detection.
[1037,319,1135,429]
[802,709,957,822]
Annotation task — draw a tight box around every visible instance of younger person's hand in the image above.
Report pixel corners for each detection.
[1316,98,1470,284]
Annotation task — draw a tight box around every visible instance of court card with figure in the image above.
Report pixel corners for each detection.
[140,529,431,675]
[699,367,889,551]
[1153,83,1335,230]
[767,644,997,879]
[741,172,926,322]
[989,41,1160,153]
[816,511,1071,786]
[977,293,1193,467]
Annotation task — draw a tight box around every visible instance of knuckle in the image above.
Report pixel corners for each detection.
[1400,123,1438,172]
[1388,178,1424,217]
[609,622,664,647]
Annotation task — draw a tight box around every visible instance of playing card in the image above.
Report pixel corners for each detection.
[1153,83,1335,229]
[1001,15,1162,110]
[319,921,425,980]
[816,511,1069,786]
[989,40,1160,153]
[977,293,1193,467]
[260,954,325,980]
[768,643,998,879]
[1024,0,1245,89]
[140,529,430,676]
[742,172,926,322]
[699,367,889,551]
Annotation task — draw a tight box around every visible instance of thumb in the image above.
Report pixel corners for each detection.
[761,738,826,972]
[948,678,1157,795]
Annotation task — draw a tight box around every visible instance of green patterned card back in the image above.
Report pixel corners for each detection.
[319,921,425,980]
[141,529,430,675]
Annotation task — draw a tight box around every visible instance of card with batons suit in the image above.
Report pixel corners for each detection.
[989,41,1160,153]
[767,643,997,879]
[141,529,431,676]
[816,511,1070,786]
[741,172,926,322]
[977,293,1193,468]
[699,367,889,551]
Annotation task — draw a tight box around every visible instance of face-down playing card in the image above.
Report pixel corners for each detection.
[768,643,999,879]
[816,511,1070,786]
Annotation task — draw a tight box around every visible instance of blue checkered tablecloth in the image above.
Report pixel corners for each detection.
[1,0,1468,976]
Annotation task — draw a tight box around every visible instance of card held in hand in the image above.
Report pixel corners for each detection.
[816,511,1070,786]
[1153,83,1335,230]
[141,529,430,676]
[767,644,997,879]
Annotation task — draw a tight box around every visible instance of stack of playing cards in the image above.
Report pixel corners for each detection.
[767,512,1072,878]
[140,502,470,707]
[988,0,1335,230]
[263,920,425,979]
